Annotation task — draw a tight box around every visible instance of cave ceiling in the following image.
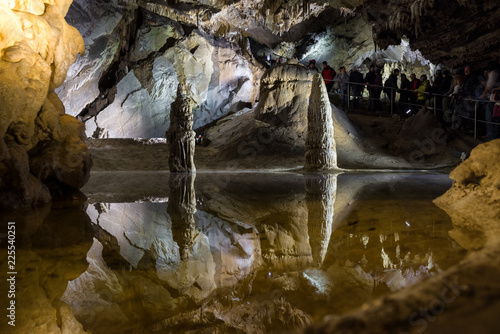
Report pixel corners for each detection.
[134,0,500,68]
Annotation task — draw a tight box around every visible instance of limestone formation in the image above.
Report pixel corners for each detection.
[166,83,196,173]
[0,0,89,208]
[305,73,337,170]
[254,62,313,134]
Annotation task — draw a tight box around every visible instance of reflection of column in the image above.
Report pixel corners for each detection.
[166,83,196,173]
[305,73,337,170]
[168,173,197,260]
[306,173,337,267]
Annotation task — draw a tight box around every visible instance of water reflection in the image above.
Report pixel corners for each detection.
[306,173,337,267]
[168,173,197,260]
[0,202,93,334]
[1,173,466,333]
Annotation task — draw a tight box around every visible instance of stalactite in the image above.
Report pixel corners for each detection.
[339,6,356,18]
[410,0,435,37]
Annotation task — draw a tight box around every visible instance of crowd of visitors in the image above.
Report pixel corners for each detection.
[304,58,500,141]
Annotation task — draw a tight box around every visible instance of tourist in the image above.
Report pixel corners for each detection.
[384,68,400,113]
[448,75,465,128]
[479,61,500,141]
[410,73,421,113]
[365,65,376,111]
[308,59,319,72]
[432,69,453,121]
[322,61,336,92]
[415,74,430,107]
[429,69,443,114]
[431,69,443,93]
[441,71,460,123]
[349,67,365,109]
[456,65,479,131]
[334,66,349,109]
[374,68,383,112]
[398,73,412,114]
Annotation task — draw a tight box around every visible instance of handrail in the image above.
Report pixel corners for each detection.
[326,80,500,140]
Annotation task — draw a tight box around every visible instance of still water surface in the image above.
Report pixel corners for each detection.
[0,172,465,333]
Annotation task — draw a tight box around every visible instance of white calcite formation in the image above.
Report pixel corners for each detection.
[85,31,256,138]
[57,1,260,138]
[0,0,90,208]
[305,73,337,170]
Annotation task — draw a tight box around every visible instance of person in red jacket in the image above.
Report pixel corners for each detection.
[322,61,336,92]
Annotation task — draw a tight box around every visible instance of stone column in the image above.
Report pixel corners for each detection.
[306,173,337,267]
[305,73,337,170]
[166,83,196,173]
[168,173,198,260]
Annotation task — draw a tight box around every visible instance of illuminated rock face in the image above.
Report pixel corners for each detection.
[434,139,500,249]
[0,0,89,208]
[255,62,312,134]
[57,1,260,138]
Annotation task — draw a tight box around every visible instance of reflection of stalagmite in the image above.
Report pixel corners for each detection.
[168,173,198,260]
[166,83,196,173]
[306,174,337,267]
[305,73,337,170]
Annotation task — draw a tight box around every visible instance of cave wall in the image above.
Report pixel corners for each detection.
[54,0,500,140]
[365,0,500,68]
[57,0,263,138]
[57,0,435,139]
[0,0,90,208]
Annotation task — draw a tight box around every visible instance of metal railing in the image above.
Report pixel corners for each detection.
[325,79,499,140]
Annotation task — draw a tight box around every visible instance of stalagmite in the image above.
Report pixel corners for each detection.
[306,174,337,267]
[304,73,337,170]
[166,83,196,173]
